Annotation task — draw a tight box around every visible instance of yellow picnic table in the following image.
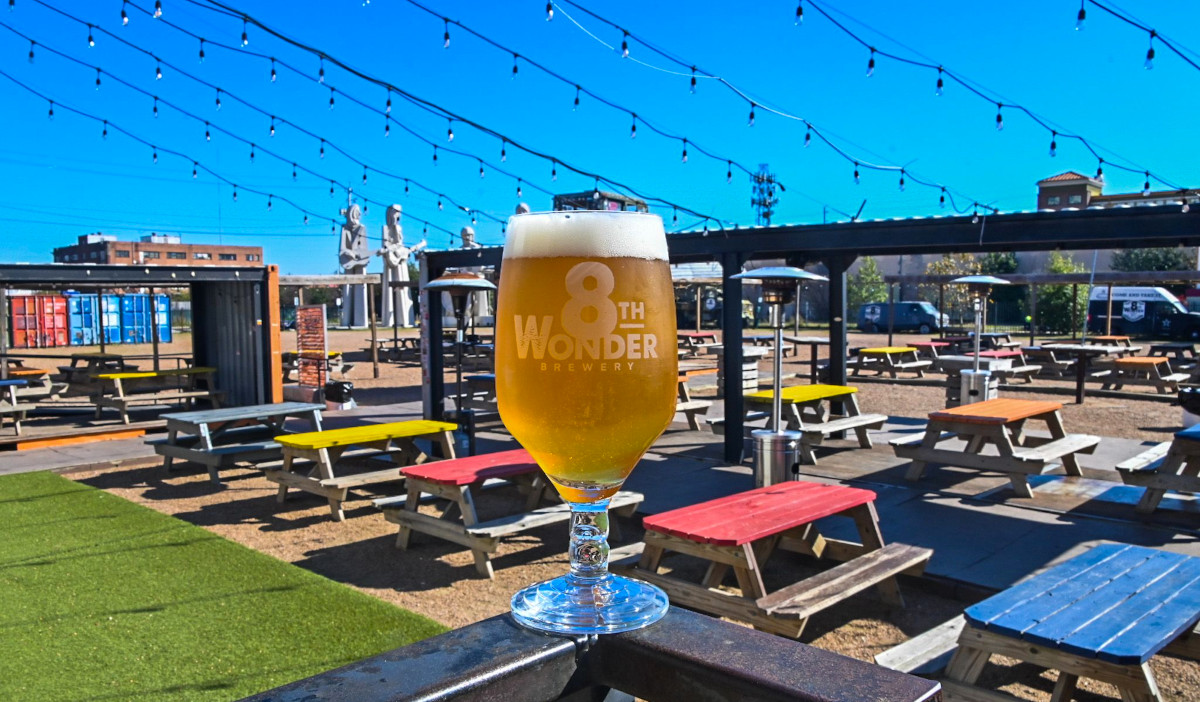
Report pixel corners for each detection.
[743,384,887,464]
[853,347,932,378]
[267,419,457,522]
[92,367,221,424]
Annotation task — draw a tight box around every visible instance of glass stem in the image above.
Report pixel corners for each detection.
[566,499,611,585]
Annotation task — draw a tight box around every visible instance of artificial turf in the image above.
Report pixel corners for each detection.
[0,471,447,701]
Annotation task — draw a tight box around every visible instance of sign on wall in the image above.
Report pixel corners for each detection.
[296,304,327,389]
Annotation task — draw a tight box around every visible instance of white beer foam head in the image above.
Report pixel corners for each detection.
[503,211,668,260]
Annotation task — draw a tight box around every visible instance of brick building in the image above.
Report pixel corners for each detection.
[53,234,263,267]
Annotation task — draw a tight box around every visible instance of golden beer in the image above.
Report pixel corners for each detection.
[496,215,678,503]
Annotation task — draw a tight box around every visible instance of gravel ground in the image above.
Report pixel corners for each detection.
[61,328,1198,700]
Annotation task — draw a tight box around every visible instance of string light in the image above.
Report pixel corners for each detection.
[795,1,803,25]
[329,181,334,196]
[198,38,204,62]
[319,139,324,158]
[1076,1,1086,30]
[192,161,197,178]
[270,58,276,82]
[269,116,275,137]
[95,68,101,89]
[1143,171,1151,195]
[383,117,390,137]
[471,212,477,226]
[853,162,860,184]
[935,67,944,96]
[362,166,368,184]
[443,18,450,48]
[87,24,94,47]
[385,90,391,113]
[630,114,637,138]
[681,139,688,163]
[516,179,523,198]
[546,2,553,20]
[241,18,248,46]
[404,179,409,195]
[153,0,162,19]
[303,214,309,224]
[621,31,629,58]
[551,160,558,180]
[155,59,162,80]
[432,144,438,164]
[1048,131,1057,157]
[478,159,485,178]
[672,207,678,226]
[898,169,905,192]
[1096,158,1104,180]
[214,88,220,110]
[866,47,875,77]
[512,52,519,78]
[121,0,128,25]
[46,99,53,120]
[994,103,1003,131]
[1145,31,1156,70]
[939,187,946,208]
[592,180,600,199]
[267,194,272,211]
[804,125,811,147]
[689,66,696,94]
[500,139,507,161]
[437,196,443,211]
[318,57,325,83]
[447,119,454,142]
[152,96,158,117]
[328,87,335,108]
[971,206,979,224]
[573,85,580,110]
[748,103,756,126]
[726,161,732,184]
[151,145,157,163]
[204,121,210,141]
[101,119,107,139]
[291,163,296,180]
[232,184,237,202]
[249,143,255,162]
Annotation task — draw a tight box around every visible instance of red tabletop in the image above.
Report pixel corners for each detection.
[976,350,1023,359]
[912,341,950,348]
[929,398,1062,425]
[940,336,972,344]
[402,448,538,486]
[643,481,876,547]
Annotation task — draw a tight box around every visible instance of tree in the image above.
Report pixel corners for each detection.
[920,253,979,323]
[1111,247,1196,273]
[848,256,887,311]
[1036,252,1088,334]
[979,251,1025,325]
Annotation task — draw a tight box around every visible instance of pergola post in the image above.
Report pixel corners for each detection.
[1072,284,1079,339]
[423,262,446,422]
[826,254,853,388]
[149,286,161,373]
[886,282,896,347]
[720,252,746,464]
[1029,284,1038,347]
[368,282,380,379]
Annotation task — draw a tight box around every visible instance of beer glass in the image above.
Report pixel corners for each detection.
[496,210,676,634]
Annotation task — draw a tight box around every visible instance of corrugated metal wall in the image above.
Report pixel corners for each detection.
[193,281,266,407]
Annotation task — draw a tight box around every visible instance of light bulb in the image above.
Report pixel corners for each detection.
[447,121,454,142]
[1145,41,1156,70]
[153,97,158,118]
[501,141,507,161]
[479,161,485,178]
[866,48,875,77]
[672,208,678,226]
[199,39,205,62]
[898,169,905,192]
[437,197,443,211]
[269,117,275,137]
[404,180,409,195]
[939,188,946,208]
[318,58,325,83]
[546,2,553,20]
[517,180,523,198]
[319,140,325,158]
[621,31,629,58]
[681,140,688,163]
[47,101,53,120]
[853,163,860,184]
[291,164,297,180]
[804,126,811,147]
[748,104,756,126]
[329,88,335,109]
[192,162,198,179]
[573,86,580,110]
[152,147,157,163]
[267,196,272,211]
[233,186,238,202]
[270,59,276,82]
[215,90,222,110]
[95,69,102,89]
[433,145,438,164]
[726,162,732,184]
[1049,132,1057,157]
[329,182,334,196]
[154,0,162,19]
[1096,159,1104,180]
[995,104,1003,131]
[121,2,128,25]
[386,92,392,113]
[631,115,637,138]
[690,67,697,94]
[384,119,390,137]
[1143,172,1151,195]
[551,161,557,181]
[795,1,803,25]
[363,167,368,185]
[1076,3,1086,30]
[443,20,450,48]
[205,122,210,141]
[156,62,162,80]
[304,214,309,225]
[102,121,107,139]
[241,19,248,46]
[935,67,944,96]
[512,53,519,78]
[249,144,255,162]
[87,25,94,47]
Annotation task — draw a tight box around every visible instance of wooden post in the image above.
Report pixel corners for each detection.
[149,287,161,372]
[794,282,801,336]
[297,287,305,305]
[98,287,107,353]
[1029,284,1038,347]
[368,282,380,379]
[720,253,746,464]
[0,287,7,380]
[886,282,896,347]
[826,254,852,439]
[695,285,702,333]
[1071,284,1079,339]
[1105,283,1114,335]
[392,283,401,351]
[938,285,945,338]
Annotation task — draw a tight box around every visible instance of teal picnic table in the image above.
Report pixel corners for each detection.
[944,543,1200,702]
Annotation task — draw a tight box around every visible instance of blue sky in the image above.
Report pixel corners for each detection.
[1,0,1197,274]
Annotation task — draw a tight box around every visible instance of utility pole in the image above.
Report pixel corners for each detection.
[751,164,779,226]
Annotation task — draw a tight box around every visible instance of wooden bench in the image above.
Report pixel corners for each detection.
[875,615,966,675]
[6,368,67,400]
[616,481,931,639]
[1116,427,1200,513]
[93,367,222,424]
[853,347,932,378]
[377,449,643,578]
[0,379,35,435]
[744,385,886,463]
[1023,346,1075,377]
[267,419,457,522]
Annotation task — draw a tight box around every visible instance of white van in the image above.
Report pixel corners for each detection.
[1087,286,1198,338]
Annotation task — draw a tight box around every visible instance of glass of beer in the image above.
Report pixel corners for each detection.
[496,210,676,634]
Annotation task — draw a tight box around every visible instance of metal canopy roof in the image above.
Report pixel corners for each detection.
[0,263,269,286]
[423,207,1200,269]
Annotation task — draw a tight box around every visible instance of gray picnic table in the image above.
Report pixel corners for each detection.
[151,402,324,484]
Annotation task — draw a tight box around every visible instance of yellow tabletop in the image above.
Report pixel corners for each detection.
[96,366,216,380]
[746,384,857,405]
[859,346,917,354]
[276,420,457,450]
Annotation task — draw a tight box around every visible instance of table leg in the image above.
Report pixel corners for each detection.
[847,502,903,607]
[1051,672,1079,702]
[276,452,293,503]
[904,425,943,481]
[162,428,178,471]
[317,448,347,522]
[732,543,766,599]
[1134,450,1185,514]
[1045,411,1083,477]
[809,345,818,384]
[1075,351,1088,404]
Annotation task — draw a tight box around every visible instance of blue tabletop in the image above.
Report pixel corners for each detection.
[0,379,29,387]
[965,543,1200,665]
[1175,424,1200,442]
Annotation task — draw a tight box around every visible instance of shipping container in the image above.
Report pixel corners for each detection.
[9,295,69,348]
[118,294,173,344]
[100,294,122,344]
[67,293,100,346]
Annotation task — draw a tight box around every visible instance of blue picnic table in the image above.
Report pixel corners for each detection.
[0,378,32,435]
[943,542,1200,701]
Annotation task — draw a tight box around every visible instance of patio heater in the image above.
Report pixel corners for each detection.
[425,272,496,456]
[730,266,829,487]
[951,275,1010,405]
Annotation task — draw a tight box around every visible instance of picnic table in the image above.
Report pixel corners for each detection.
[910,341,950,360]
[853,347,932,378]
[150,402,324,484]
[1101,356,1189,394]
[0,379,33,435]
[58,352,136,383]
[92,367,222,424]
[973,349,1041,384]
[459,373,499,414]
[6,367,66,399]
[978,332,1022,350]
[377,448,643,578]
[943,543,1200,702]
[938,336,974,354]
[745,333,793,357]
[783,335,830,383]
[890,398,1100,498]
[742,385,886,464]
[1117,423,1200,513]
[266,419,457,521]
[1037,343,1124,403]
[614,481,932,639]
[1148,341,1198,363]
[282,351,351,383]
[366,336,420,363]
[677,330,719,357]
[676,363,717,430]
[1088,334,1143,356]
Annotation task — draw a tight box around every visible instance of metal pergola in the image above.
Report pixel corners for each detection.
[423,206,1200,463]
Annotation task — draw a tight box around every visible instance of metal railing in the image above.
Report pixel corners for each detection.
[243,608,941,702]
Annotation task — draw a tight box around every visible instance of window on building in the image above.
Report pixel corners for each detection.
[245,254,260,261]
[1068,194,1083,204]
[167,251,186,259]
[115,250,131,258]
[143,251,161,259]
[1047,196,1061,206]
[219,253,237,261]
[194,252,212,260]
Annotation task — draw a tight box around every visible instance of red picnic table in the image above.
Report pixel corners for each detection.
[616,481,931,638]
[910,341,950,359]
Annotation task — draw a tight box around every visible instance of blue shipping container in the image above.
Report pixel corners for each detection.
[100,294,122,344]
[118,294,173,344]
[67,293,100,346]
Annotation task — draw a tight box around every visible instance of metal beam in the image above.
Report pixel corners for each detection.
[0,263,268,285]
[280,274,383,286]
[885,269,1200,285]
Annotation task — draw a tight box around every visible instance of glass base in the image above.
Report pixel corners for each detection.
[511,573,668,635]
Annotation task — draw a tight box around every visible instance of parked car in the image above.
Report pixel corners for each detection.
[1087,286,1200,339]
[856,301,948,334]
